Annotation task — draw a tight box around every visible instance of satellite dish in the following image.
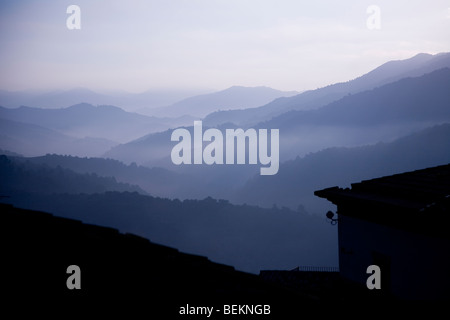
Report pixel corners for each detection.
[326,211,338,225]
[326,211,334,220]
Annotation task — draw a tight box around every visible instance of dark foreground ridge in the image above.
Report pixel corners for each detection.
[0,203,318,315]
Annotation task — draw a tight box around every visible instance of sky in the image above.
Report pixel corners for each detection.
[0,0,449,93]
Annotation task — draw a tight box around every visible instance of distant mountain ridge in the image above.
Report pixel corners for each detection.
[0,117,117,157]
[235,123,450,212]
[15,154,193,198]
[141,86,299,118]
[263,68,450,129]
[0,87,203,111]
[0,154,145,195]
[105,67,450,167]
[204,52,450,127]
[0,86,298,119]
[260,67,450,161]
[0,103,193,144]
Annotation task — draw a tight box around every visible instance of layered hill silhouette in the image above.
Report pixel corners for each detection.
[142,86,299,118]
[0,103,193,144]
[84,124,450,210]
[235,123,450,212]
[0,117,117,157]
[105,68,450,168]
[16,152,259,201]
[0,87,201,111]
[2,52,450,283]
[264,68,450,128]
[268,67,450,160]
[0,154,145,195]
[13,154,192,198]
[0,86,297,119]
[2,54,449,162]
[204,52,450,127]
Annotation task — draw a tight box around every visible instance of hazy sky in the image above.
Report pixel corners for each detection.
[1,0,449,93]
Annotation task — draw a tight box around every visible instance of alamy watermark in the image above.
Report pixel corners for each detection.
[366,5,381,30]
[66,5,81,30]
[66,265,81,289]
[170,121,279,175]
[366,264,381,289]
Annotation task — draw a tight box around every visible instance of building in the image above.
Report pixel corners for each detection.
[315,164,450,300]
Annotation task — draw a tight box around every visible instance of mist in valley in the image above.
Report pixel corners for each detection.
[2,53,450,273]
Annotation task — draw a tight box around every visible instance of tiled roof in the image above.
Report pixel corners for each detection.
[314,164,450,232]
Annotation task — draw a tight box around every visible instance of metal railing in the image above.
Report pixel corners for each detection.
[291,266,339,272]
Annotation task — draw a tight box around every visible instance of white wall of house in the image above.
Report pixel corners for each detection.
[338,214,450,299]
